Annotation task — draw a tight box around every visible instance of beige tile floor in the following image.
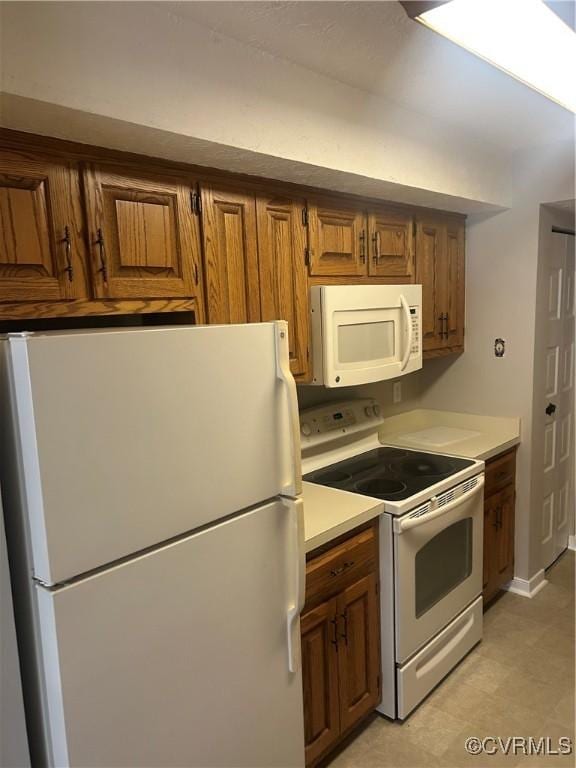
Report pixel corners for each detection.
[329,551,575,768]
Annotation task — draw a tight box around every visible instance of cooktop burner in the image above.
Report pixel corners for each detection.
[304,447,475,501]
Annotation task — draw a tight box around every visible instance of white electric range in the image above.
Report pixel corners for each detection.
[301,398,485,719]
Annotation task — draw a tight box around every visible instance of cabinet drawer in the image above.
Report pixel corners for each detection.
[485,449,516,497]
[305,524,378,604]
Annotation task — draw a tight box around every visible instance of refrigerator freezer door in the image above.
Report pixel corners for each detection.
[35,500,305,768]
[4,324,299,584]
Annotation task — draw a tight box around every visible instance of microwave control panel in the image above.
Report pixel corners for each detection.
[409,307,420,355]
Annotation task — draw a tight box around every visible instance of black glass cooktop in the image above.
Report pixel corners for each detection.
[303,447,476,501]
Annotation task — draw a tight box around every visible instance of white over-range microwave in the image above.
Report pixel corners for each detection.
[309,284,422,387]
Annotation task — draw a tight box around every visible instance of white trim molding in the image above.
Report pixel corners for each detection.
[568,535,576,552]
[504,569,548,599]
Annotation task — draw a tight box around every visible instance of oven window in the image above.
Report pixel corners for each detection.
[415,518,473,618]
[337,321,395,363]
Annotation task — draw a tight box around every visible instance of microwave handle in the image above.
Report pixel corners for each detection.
[400,294,413,371]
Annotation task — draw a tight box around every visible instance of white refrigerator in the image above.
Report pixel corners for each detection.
[0,322,306,768]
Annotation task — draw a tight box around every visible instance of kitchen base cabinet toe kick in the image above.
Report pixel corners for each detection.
[301,521,381,767]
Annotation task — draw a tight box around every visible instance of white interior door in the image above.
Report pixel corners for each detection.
[4,324,297,585]
[539,231,575,569]
[35,500,305,768]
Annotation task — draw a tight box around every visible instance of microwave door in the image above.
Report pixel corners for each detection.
[330,309,404,386]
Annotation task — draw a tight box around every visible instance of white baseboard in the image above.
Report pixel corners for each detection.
[504,569,548,599]
[568,535,576,552]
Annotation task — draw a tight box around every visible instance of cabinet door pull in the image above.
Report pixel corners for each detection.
[95,228,108,284]
[372,231,380,264]
[340,611,348,645]
[62,226,74,282]
[444,313,449,339]
[330,617,338,647]
[359,229,366,263]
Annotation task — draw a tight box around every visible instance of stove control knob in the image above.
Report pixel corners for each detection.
[364,406,372,418]
[372,404,381,417]
[301,422,312,437]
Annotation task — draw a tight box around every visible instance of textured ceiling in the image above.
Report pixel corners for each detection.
[167,0,574,152]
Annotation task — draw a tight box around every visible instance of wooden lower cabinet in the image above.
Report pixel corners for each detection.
[483,448,517,603]
[301,522,381,766]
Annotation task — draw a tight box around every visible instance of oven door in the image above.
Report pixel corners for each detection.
[393,474,484,664]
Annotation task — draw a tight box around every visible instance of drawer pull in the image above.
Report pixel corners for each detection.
[330,560,355,577]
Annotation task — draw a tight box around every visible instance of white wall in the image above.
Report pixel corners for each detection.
[0,1,510,212]
[419,142,575,580]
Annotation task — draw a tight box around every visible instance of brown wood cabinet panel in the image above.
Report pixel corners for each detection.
[416,215,465,356]
[336,573,380,734]
[443,220,465,348]
[485,449,516,497]
[305,525,377,606]
[308,201,366,277]
[83,164,202,303]
[256,194,309,378]
[301,598,340,767]
[494,486,515,584]
[415,217,443,352]
[483,449,517,604]
[201,184,260,324]
[0,149,87,302]
[367,208,414,279]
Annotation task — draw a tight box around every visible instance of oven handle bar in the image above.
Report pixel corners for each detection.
[397,475,484,533]
[400,294,413,372]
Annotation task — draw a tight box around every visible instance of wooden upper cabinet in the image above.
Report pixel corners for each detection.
[201,184,260,325]
[415,217,443,352]
[443,220,465,348]
[307,200,366,276]
[256,194,309,378]
[83,164,202,303]
[0,149,88,302]
[415,215,465,355]
[367,208,414,279]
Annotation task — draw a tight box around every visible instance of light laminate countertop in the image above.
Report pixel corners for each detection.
[378,409,520,462]
[302,481,383,553]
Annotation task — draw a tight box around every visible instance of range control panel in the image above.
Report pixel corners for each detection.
[299,398,384,447]
[409,306,420,356]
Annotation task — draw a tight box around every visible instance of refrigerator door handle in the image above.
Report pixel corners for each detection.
[284,496,305,673]
[275,321,302,497]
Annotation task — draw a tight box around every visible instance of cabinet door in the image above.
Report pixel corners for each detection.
[308,201,366,276]
[336,573,380,734]
[367,208,414,279]
[201,184,260,324]
[443,220,465,348]
[415,217,444,352]
[495,486,515,586]
[0,149,87,302]
[256,194,310,378]
[301,598,340,767]
[83,165,202,302]
[483,498,497,599]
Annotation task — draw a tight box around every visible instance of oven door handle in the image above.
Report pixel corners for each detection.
[397,475,484,533]
[400,294,413,372]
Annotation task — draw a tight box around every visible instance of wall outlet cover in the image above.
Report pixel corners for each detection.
[494,338,506,357]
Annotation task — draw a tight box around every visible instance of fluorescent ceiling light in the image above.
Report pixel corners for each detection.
[416,0,576,112]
